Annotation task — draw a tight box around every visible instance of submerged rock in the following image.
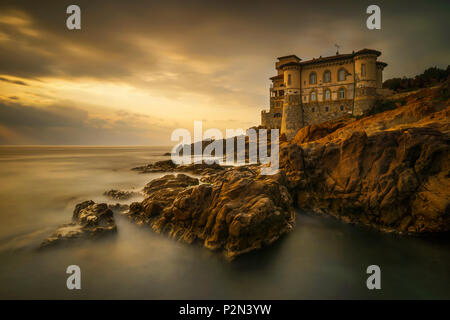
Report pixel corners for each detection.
[125,169,295,259]
[103,189,140,200]
[132,159,230,176]
[132,160,177,173]
[40,200,117,248]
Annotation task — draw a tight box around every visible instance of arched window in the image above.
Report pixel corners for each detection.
[338,87,345,99]
[338,69,346,81]
[340,105,344,111]
[310,91,316,101]
[309,72,317,84]
[324,89,331,100]
[323,70,331,83]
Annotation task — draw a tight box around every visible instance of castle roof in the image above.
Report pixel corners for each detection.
[279,61,302,69]
[278,49,382,69]
[376,61,388,67]
[269,74,284,80]
[277,54,301,61]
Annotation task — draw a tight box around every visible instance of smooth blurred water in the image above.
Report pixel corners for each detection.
[0,146,449,299]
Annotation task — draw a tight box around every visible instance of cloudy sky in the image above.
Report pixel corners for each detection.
[0,0,448,145]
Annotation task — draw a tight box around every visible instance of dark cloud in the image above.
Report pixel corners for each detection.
[0,0,448,145]
[0,77,28,86]
[0,0,448,80]
[0,103,87,128]
[0,102,172,145]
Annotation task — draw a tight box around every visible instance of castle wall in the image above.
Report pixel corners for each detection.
[280,64,303,140]
[281,96,303,140]
[261,110,282,129]
[261,50,387,139]
[301,60,354,101]
[303,100,353,125]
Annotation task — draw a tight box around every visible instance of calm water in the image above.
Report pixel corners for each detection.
[0,146,449,299]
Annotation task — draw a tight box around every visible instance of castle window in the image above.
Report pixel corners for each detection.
[361,64,366,77]
[274,113,282,118]
[324,89,331,100]
[310,91,316,101]
[309,72,317,84]
[338,69,346,81]
[325,107,329,112]
[362,88,366,95]
[338,87,346,99]
[340,105,344,111]
[323,70,331,83]
[288,74,292,85]
[312,107,315,112]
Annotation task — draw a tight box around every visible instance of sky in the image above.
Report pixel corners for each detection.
[0,0,448,145]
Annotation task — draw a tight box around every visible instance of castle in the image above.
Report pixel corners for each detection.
[261,48,388,139]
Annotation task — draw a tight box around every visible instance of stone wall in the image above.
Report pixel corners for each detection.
[353,98,377,116]
[261,110,282,129]
[303,100,353,125]
[281,94,303,140]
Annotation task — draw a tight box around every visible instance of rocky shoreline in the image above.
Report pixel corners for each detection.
[40,201,117,248]
[40,83,450,257]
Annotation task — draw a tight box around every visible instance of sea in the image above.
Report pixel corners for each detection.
[0,146,449,299]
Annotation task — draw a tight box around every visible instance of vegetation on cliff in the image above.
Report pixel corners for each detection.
[383,66,450,92]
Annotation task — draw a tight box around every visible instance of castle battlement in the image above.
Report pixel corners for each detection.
[261,48,388,139]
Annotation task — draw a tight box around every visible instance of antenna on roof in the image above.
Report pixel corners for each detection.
[334,44,341,55]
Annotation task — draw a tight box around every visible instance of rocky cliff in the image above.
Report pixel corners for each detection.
[280,83,449,233]
[39,83,449,256]
[125,169,295,259]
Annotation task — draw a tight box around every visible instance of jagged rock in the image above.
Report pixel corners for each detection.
[177,162,229,175]
[132,159,231,176]
[103,189,140,200]
[280,84,450,234]
[124,169,295,259]
[132,160,177,173]
[40,200,117,248]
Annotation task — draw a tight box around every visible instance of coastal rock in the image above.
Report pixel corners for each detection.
[103,189,141,200]
[132,160,177,173]
[40,200,117,248]
[132,159,230,176]
[280,84,450,234]
[125,168,295,258]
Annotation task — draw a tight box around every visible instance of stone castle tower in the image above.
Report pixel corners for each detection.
[261,49,389,140]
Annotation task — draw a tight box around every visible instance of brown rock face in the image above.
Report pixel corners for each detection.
[103,189,140,200]
[40,201,117,248]
[132,159,229,176]
[280,84,450,234]
[125,169,295,259]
